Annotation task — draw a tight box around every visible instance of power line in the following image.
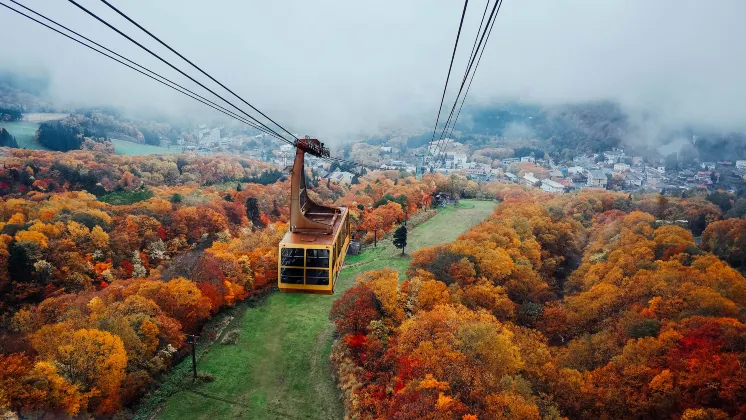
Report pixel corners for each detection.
[444,0,501,144]
[96,0,298,142]
[6,0,377,173]
[67,0,292,144]
[7,0,290,143]
[436,0,502,149]
[427,0,470,158]
[0,1,291,144]
[439,0,492,145]
[438,0,504,162]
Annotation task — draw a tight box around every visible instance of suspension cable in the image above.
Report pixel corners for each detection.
[0,1,293,145]
[427,0,470,158]
[97,0,298,141]
[67,0,292,143]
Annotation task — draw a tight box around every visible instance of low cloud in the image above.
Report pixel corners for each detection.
[1,0,744,142]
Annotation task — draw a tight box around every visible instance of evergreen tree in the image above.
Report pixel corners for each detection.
[236,182,242,191]
[246,197,265,228]
[393,224,407,255]
[0,128,18,148]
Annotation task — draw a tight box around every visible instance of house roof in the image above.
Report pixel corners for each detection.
[588,170,607,179]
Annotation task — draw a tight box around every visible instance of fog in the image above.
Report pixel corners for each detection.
[2,0,745,141]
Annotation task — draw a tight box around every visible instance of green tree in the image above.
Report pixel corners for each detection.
[393,224,407,255]
[245,197,264,228]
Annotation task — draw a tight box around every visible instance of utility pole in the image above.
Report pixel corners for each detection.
[186,334,199,380]
[373,228,378,247]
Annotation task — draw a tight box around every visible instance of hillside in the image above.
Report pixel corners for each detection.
[330,187,746,419]
[145,201,496,419]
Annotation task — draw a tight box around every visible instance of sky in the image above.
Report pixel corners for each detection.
[1,0,745,142]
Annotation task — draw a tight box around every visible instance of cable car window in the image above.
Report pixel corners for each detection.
[306,269,329,285]
[280,267,304,284]
[306,249,330,268]
[281,248,304,266]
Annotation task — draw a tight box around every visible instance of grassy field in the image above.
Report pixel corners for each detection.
[144,200,496,420]
[111,139,176,155]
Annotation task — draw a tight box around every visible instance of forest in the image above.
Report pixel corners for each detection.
[1,145,745,418]
[331,186,746,419]
[0,147,458,417]
[0,128,19,148]
[0,107,23,122]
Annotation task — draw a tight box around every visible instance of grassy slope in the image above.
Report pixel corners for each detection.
[150,200,496,420]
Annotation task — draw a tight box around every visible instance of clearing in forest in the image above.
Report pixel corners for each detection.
[144,200,496,420]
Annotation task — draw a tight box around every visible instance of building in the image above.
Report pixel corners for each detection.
[695,171,712,181]
[541,179,565,194]
[701,162,716,171]
[548,169,564,179]
[445,153,468,168]
[567,166,585,175]
[632,156,644,166]
[325,171,355,184]
[614,163,631,172]
[505,173,518,183]
[501,157,520,165]
[604,148,625,164]
[625,172,644,188]
[380,146,393,153]
[523,172,540,187]
[737,160,746,170]
[465,168,489,181]
[520,156,536,163]
[587,170,608,188]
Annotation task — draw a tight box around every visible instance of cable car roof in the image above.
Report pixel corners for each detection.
[280,206,349,246]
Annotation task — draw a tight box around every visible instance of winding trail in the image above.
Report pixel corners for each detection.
[151,200,496,420]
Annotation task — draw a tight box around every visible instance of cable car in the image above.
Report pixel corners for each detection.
[278,137,350,294]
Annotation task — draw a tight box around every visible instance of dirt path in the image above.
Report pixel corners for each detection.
[147,200,496,420]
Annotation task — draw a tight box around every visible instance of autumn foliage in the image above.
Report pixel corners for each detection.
[331,187,746,419]
[0,150,438,417]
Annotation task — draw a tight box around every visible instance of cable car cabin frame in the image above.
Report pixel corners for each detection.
[278,138,350,294]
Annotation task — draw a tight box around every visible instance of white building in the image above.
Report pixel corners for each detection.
[736,160,746,170]
[501,157,520,165]
[604,149,625,164]
[541,179,565,194]
[520,156,536,163]
[614,163,631,172]
[446,153,468,167]
[523,172,540,187]
[567,166,585,175]
[587,170,608,188]
[625,173,645,188]
[326,171,355,184]
[701,162,716,171]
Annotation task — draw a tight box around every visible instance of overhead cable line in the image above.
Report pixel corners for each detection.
[67,0,292,144]
[432,0,490,162]
[443,0,501,146]
[4,1,377,174]
[437,0,504,161]
[0,1,291,144]
[427,0,470,158]
[436,0,502,150]
[96,0,299,142]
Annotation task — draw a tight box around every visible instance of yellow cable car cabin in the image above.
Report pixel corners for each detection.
[278,137,351,294]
